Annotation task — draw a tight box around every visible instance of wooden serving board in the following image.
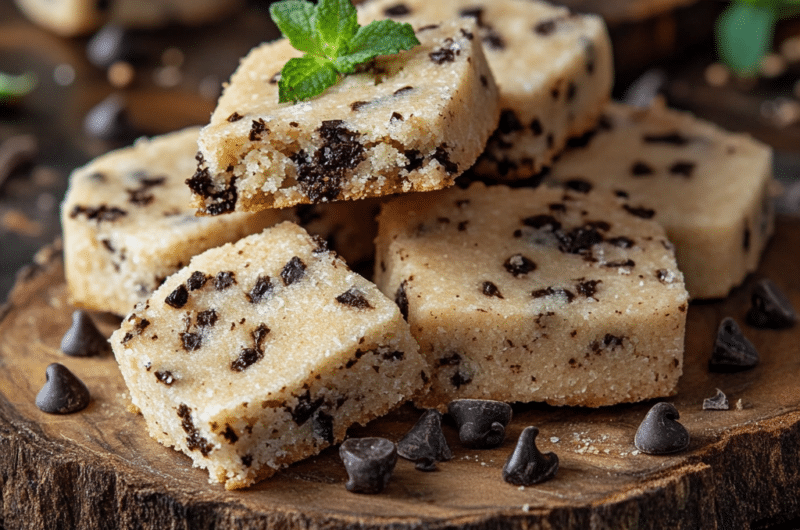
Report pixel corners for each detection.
[2,219,800,530]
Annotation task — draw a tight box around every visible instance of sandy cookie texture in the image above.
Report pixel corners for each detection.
[359,0,613,180]
[61,127,286,316]
[375,182,689,408]
[111,222,427,489]
[13,0,243,35]
[545,102,774,299]
[192,18,499,214]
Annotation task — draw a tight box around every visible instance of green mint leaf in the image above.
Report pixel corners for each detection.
[313,0,358,60]
[333,20,420,74]
[715,2,777,76]
[278,56,338,103]
[269,0,319,54]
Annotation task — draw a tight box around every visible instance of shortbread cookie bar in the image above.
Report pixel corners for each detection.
[14,0,243,36]
[111,222,426,489]
[192,18,499,214]
[358,0,613,180]
[62,127,285,316]
[545,101,774,299]
[375,182,689,408]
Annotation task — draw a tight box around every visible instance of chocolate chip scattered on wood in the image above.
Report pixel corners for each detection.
[397,409,452,471]
[60,310,109,357]
[502,426,559,485]
[746,278,797,329]
[634,402,690,454]
[339,437,397,494]
[709,317,759,372]
[448,399,512,449]
[35,363,91,414]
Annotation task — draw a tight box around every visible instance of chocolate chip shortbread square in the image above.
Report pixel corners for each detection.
[192,18,499,214]
[359,0,613,180]
[111,222,427,489]
[546,101,774,299]
[61,127,287,316]
[375,182,689,408]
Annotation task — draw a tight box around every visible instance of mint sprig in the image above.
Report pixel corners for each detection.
[269,0,420,103]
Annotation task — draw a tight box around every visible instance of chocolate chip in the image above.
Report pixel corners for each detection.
[429,48,456,64]
[576,279,601,298]
[530,118,543,136]
[247,275,274,303]
[383,3,410,16]
[502,426,559,485]
[227,112,243,122]
[214,271,236,290]
[523,214,561,231]
[165,284,189,309]
[603,259,635,268]
[634,402,690,454]
[564,179,592,193]
[607,236,634,248]
[631,161,654,176]
[533,19,557,36]
[448,399,512,449]
[404,149,424,172]
[185,168,238,216]
[504,254,537,277]
[35,363,91,414]
[290,391,324,425]
[390,112,403,122]
[482,29,506,50]
[292,121,363,202]
[154,370,175,386]
[532,287,575,303]
[336,287,373,309]
[669,161,695,177]
[70,204,127,223]
[459,7,484,25]
[709,317,759,372]
[312,409,335,444]
[623,204,656,219]
[703,389,729,411]
[643,132,690,146]
[432,144,458,174]
[557,225,603,254]
[481,281,504,299]
[60,310,109,357]
[281,256,306,286]
[746,279,797,329]
[397,409,452,471]
[498,109,523,134]
[340,437,397,494]
[395,280,409,320]
[196,309,218,328]
[177,404,213,456]
[180,332,202,352]
[187,271,210,291]
[350,100,370,112]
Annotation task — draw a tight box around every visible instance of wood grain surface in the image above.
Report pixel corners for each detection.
[1,218,800,529]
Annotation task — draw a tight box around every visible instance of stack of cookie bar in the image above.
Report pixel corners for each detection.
[59,0,774,489]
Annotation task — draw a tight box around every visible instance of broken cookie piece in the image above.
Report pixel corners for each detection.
[111,222,426,489]
[193,18,499,213]
[62,127,287,316]
[546,101,774,299]
[359,0,613,180]
[375,182,689,408]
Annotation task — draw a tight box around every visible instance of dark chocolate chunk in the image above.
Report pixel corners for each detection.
[530,118,543,136]
[429,47,456,64]
[523,214,561,231]
[83,93,136,141]
[709,317,759,372]
[481,281,504,299]
[383,3,410,16]
[177,404,213,456]
[227,112,243,122]
[631,161,654,176]
[350,100,370,112]
[603,259,635,268]
[634,402,690,454]
[532,287,575,303]
[607,236,634,248]
[70,204,127,223]
[395,280,409,320]
[557,225,603,254]
[502,426,559,485]
[154,370,175,386]
[669,161,695,177]
[459,7,484,25]
[336,287,373,309]
[448,399,512,449]
[460,28,474,40]
[231,348,262,372]
[247,276,274,304]
[281,256,306,286]
[187,271,210,291]
[623,204,656,219]
[564,179,593,193]
[533,19,557,36]
[746,278,797,329]
[165,284,189,309]
[397,409,452,471]
[482,29,506,50]
[404,149,424,172]
[60,310,109,357]
[565,129,598,149]
[292,121,364,202]
[180,332,202,352]
[35,363,91,414]
[196,309,218,328]
[703,388,729,411]
[339,437,397,494]
[312,409,335,445]
[214,271,236,290]
[290,391,324,426]
[504,254,537,277]
[576,279,601,298]
[185,167,239,216]
[390,112,403,122]
[432,144,458,174]
[643,132,690,146]
[249,119,267,141]
[499,109,523,134]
